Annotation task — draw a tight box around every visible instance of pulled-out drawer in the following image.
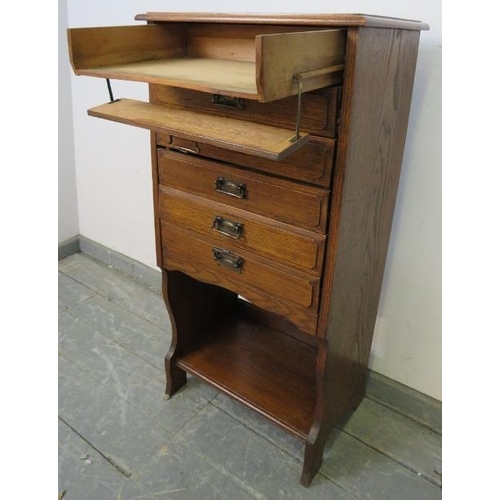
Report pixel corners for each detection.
[157,148,330,233]
[157,134,336,188]
[161,221,320,335]
[159,185,326,274]
[68,24,345,102]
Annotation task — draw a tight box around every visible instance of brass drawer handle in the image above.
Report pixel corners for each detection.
[212,94,245,110]
[167,136,200,155]
[215,177,247,199]
[212,216,244,239]
[213,248,244,273]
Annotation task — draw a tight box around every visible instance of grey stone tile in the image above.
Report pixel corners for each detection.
[58,253,85,273]
[68,294,168,371]
[58,271,95,309]
[59,254,169,330]
[59,353,170,473]
[58,313,211,434]
[58,418,126,500]
[211,392,304,459]
[119,442,258,500]
[366,371,442,433]
[80,236,163,294]
[170,405,356,500]
[321,429,442,500]
[341,398,442,486]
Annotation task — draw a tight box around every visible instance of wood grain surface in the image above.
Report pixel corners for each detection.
[157,149,330,232]
[159,186,325,274]
[151,84,341,139]
[135,12,429,30]
[88,99,309,161]
[301,27,421,486]
[176,300,318,439]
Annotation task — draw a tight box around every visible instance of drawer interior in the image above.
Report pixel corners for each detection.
[68,23,345,102]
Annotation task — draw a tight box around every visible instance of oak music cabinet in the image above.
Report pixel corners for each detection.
[67,12,429,486]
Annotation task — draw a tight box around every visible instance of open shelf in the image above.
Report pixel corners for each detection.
[68,24,345,102]
[176,304,318,440]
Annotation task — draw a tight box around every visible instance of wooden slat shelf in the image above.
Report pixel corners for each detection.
[176,306,318,440]
[88,99,309,161]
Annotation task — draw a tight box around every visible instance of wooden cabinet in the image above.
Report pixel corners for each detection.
[67,12,429,486]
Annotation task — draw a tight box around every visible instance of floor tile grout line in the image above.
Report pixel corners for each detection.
[80,251,162,295]
[59,345,175,434]
[58,415,132,479]
[365,394,442,436]
[185,447,284,500]
[208,400,359,498]
[339,427,442,488]
[61,305,166,375]
[59,253,161,295]
[59,256,166,327]
[164,400,214,446]
[58,351,103,385]
[59,266,170,333]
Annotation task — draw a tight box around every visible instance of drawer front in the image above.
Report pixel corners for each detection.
[157,134,336,188]
[158,149,329,233]
[159,186,325,274]
[161,221,319,334]
[152,85,341,138]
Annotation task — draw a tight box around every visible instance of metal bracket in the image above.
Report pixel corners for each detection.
[106,78,120,104]
[290,75,303,143]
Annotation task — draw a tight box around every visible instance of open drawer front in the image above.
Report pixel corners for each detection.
[88,99,310,160]
[68,23,346,102]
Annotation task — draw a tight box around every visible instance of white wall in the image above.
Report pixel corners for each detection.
[66,1,442,400]
[58,0,79,242]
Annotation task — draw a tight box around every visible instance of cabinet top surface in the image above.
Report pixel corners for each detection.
[134,12,429,31]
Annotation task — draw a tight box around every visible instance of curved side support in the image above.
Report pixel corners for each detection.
[301,336,367,486]
[301,338,329,486]
[162,269,238,398]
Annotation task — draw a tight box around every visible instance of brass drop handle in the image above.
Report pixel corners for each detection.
[212,94,245,110]
[212,216,244,239]
[213,248,244,273]
[167,136,200,155]
[214,177,247,199]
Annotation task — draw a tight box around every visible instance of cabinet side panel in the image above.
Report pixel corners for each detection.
[149,82,163,267]
[318,28,420,425]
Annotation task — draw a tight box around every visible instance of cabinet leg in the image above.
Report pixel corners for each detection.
[301,439,326,487]
[165,355,186,398]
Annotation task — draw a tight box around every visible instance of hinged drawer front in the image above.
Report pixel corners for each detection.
[159,186,325,274]
[161,221,320,334]
[88,99,309,161]
[158,149,329,233]
[157,133,336,188]
[152,85,341,138]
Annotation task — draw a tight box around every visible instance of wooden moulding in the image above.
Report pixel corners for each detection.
[135,12,430,31]
[67,24,346,102]
[87,99,309,161]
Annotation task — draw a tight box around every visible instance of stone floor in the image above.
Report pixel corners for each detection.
[58,253,442,500]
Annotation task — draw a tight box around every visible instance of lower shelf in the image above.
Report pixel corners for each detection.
[176,306,318,440]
